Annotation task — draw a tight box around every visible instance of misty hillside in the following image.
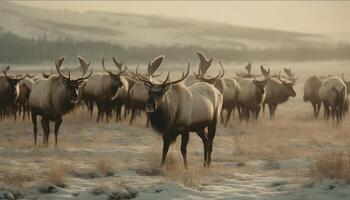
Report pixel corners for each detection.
[0,2,335,50]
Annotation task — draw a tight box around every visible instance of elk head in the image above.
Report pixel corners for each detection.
[195,61,224,84]
[278,72,296,97]
[136,55,190,113]
[341,74,350,95]
[102,57,127,100]
[2,66,25,99]
[253,77,269,98]
[55,56,92,103]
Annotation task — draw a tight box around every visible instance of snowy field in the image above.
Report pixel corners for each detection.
[1,61,350,199]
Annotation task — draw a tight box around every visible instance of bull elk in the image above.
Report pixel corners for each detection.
[0,66,25,120]
[303,75,326,118]
[28,56,92,146]
[80,57,126,122]
[136,55,223,168]
[319,76,347,124]
[263,67,297,120]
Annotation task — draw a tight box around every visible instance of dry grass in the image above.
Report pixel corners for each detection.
[46,164,73,188]
[96,159,115,177]
[311,151,350,182]
[0,172,34,187]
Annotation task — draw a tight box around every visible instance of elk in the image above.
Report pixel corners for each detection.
[319,76,346,124]
[28,56,92,146]
[110,57,129,122]
[80,58,126,122]
[0,66,25,120]
[194,59,240,126]
[303,75,326,118]
[237,76,269,121]
[17,76,34,120]
[262,67,297,119]
[189,52,240,126]
[136,55,222,168]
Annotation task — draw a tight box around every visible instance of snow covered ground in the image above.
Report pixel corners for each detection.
[1,61,350,199]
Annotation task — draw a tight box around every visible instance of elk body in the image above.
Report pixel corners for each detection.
[28,56,92,146]
[80,58,125,122]
[189,52,240,126]
[262,67,297,120]
[137,56,223,168]
[238,78,268,121]
[17,77,34,120]
[319,76,346,124]
[128,80,150,125]
[0,66,25,119]
[303,76,326,118]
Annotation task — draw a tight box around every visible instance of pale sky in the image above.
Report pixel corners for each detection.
[14,1,350,40]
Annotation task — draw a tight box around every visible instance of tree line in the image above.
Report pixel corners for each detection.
[1,31,350,65]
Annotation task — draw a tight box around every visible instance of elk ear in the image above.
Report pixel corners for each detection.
[162,84,172,94]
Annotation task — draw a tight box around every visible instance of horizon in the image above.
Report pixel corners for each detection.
[13,1,350,42]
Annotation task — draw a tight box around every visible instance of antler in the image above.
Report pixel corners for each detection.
[163,62,191,87]
[196,51,212,77]
[112,57,123,71]
[55,56,71,81]
[2,66,25,81]
[148,55,164,76]
[136,65,152,86]
[102,57,111,74]
[78,56,91,76]
[218,61,225,78]
[277,72,292,84]
[284,68,295,78]
[260,65,270,78]
[75,68,93,83]
[245,63,252,76]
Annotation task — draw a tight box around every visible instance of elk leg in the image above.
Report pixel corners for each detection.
[311,102,317,118]
[31,112,38,146]
[220,110,225,124]
[237,106,243,121]
[181,131,189,169]
[22,105,26,120]
[96,102,102,123]
[262,103,266,113]
[196,129,209,167]
[146,115,150,127]
[115,104,121,122]
[255,106,261,120]
[129,108,136,125]
[316,103,321,118]
[207,121,217,167]
[54,118,63,147]
[224,108,233,127]
[160,137,171,168]
[324,103,330,120]
[41,118,50,147]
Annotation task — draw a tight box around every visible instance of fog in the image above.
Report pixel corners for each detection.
[14,1,350,42]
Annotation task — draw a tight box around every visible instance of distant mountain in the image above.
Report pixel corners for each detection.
[0,2,336,50]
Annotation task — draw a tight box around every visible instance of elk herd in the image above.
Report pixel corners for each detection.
[0,52,347,168]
